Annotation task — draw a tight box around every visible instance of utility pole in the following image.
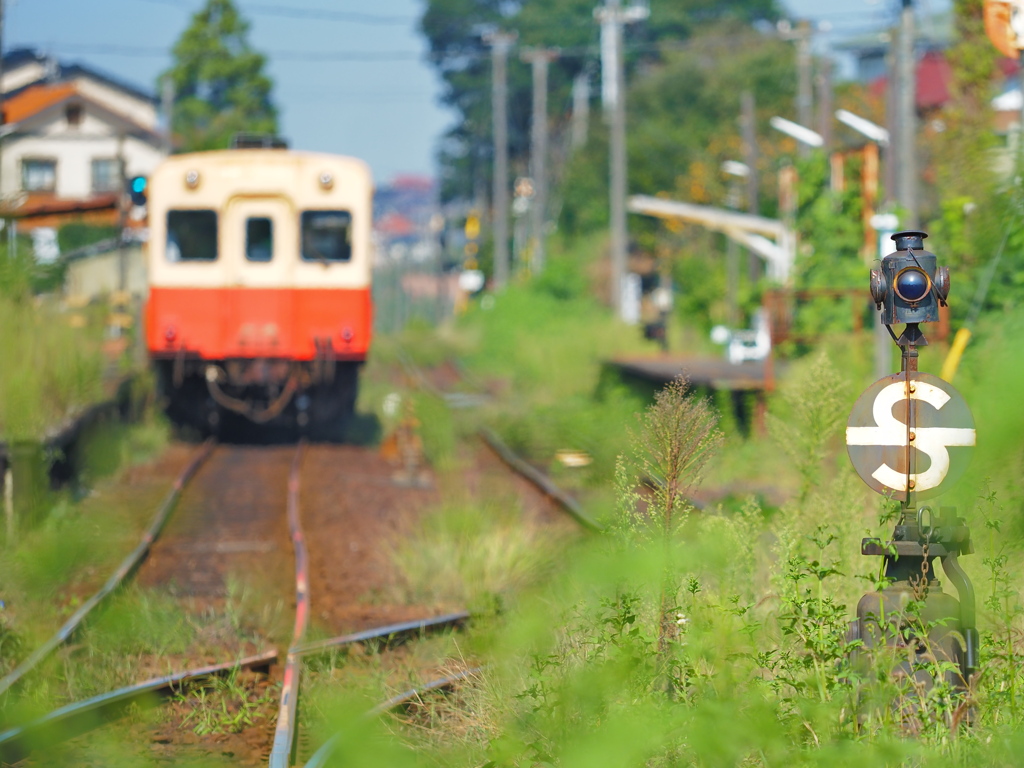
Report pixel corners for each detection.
[897,0,917,227]
[486,31,516,291]
[722,167,743,327]
[1019,49,1024,166]
[0,0,6,206]
[795,19,813,158]
[740,91,760,283]
[778,19,815,159]
[884,33,897,206]
[816,57,833,152]
[595,0,648,319]
[117,133,128,293]
[571,70,590,151]
[522,47,557,274]
[161,75,175,155]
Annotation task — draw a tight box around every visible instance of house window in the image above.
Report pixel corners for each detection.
[22,159,57,192]
[91,159,120,193]
[66,104,83,127]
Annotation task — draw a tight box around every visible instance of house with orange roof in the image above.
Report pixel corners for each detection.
[0,49,167,231]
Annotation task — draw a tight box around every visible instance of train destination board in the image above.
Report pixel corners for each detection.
[846,372,975,500]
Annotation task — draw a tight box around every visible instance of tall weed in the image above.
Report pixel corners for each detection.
[391,500,563,613]
[0,297,104,441]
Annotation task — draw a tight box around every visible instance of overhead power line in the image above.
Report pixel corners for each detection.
[140,0,414,25]
[16,42,424,61]
[21,33,797,66]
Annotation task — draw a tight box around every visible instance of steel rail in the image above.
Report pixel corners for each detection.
[269,440,310,768]
[0,438,216,697]
[394,348,490,410]
[478,427,604,532]
[394,347,600,532]
[303,667,483,768]
[0,649,277,764]
[292,612,470,657]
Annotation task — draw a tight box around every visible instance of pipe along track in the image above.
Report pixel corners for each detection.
[0,438,217,698]
[269,442,310,768]
[271,443,470,767]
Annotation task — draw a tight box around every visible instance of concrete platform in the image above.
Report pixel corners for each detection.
[607,355,776,391]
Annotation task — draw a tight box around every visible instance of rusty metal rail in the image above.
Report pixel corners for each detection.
[0,649,277,764]
[395,347,601,532]
[0,613,474,763]
[478,427,603,532]
[0,438,216,697]
[303,667,483,768]
[269,441,310,768]
[292,612,470,657]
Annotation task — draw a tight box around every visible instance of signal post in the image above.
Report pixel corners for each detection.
[846,231,979,698]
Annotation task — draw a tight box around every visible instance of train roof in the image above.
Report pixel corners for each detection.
[154,149,372,178]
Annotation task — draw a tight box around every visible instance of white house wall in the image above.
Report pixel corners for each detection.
[4,131,165,198]
[72,77,159,131]
[65,245,147,300]
[3,62,47,94]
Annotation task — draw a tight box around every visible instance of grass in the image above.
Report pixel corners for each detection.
[301,247,1024,767]
[173,667,278,736]
[0,419,171,636]
[0,296,106,442]
[389,498,568,614]
[9,231,1024,764]
[299,629,479,767]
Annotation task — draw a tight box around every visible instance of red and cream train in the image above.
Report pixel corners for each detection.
[145,147,373,437]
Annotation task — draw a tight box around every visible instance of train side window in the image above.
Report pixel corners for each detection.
[167,210,218,262]
[301,210,352,263]
[246,217,273,262]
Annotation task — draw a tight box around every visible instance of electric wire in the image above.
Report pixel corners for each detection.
[139,0,415,25]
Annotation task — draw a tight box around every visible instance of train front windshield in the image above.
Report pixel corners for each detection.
[167,210,218,262]
[301,211,352,263]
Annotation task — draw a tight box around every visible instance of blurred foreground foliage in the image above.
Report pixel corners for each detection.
[315,302,1024,767]
[0,238,106,441]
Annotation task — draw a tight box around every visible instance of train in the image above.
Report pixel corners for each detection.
[145,144,374,438]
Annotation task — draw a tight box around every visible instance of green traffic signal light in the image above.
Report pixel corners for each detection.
[128,176,148,206]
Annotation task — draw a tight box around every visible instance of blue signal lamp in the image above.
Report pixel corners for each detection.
[128,175,148,206]
[868,230,950,327]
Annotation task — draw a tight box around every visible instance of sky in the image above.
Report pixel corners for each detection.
[9,0,953,184]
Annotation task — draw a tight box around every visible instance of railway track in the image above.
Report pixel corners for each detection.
[394,347,603,531]
[1,352,593,765]
[0,438,474,766]
[0,438,217,699]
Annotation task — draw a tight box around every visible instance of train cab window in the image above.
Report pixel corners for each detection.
[246,217,273,262]
[166,210,218,262]
[301,211,352,263]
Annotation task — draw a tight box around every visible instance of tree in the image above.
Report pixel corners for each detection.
[162,0,278,152]
[419,0,781,202]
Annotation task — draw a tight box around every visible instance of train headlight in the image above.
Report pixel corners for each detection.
[341,327,354,342]
[185,170,201,189]
[164,325,177,343]
[319,172,334,190]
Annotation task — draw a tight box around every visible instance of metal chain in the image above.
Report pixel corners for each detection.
[920,540,930,592]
